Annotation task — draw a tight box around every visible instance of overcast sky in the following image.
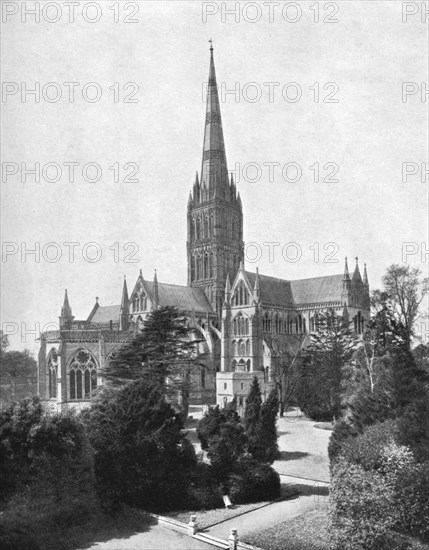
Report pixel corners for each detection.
[1,0,428,354]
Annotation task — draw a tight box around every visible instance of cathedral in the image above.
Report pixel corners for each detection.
[38,45,370,411]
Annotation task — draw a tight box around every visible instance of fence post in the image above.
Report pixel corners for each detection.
[229,528,238,550]
[188,514,198,534]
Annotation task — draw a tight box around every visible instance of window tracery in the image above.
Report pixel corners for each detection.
[69,349,98,400]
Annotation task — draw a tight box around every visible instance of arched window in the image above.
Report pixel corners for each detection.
[234,282,249,306]
[47,349,58,399]
[263,312,269,332]
[201,369,206,389]
[204,253,209,279]
[139,293,147,311]
[232,359,237,371]
[209,252,214,278]
[196,217,201,240]
[196,255,200,280]
[274,314,279,333]
[245,318,249,335]
[191,255,196,281]
[245,340,250,355]
[355,312,364,334]
[303,318,306,333]
[204,216,209,238]
[246,359,251,372]
[238,340,245,356]
[69,349,98,400]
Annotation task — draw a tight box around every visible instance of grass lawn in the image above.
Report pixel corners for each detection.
[243,508,429,550]
[0,504,156,550]
[164,483,299,529]
[243,508,333,550]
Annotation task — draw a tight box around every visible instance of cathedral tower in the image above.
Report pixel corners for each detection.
[187,43,244,315]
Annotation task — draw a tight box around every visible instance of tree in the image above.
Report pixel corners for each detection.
[0,348,37,402]
[267,332,308,416]
[380,264,427,350]
[0,397,95,507]
[197,401,247,480]
[84,379,196,511]
[244,376,262,454]
[297,309,359,420]
[102,306,207,420]
[0,331,9,353]
[254,389,279,464]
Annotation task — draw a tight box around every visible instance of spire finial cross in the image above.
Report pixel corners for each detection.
[209,38,213,52]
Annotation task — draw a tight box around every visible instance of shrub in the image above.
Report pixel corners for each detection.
[328,387,395,463]
[186,463,222,510]
[330,458,400,550]
[394,461,429,541]
[338,419,399,471]
[228,460,280,504]
[0,399,97,550]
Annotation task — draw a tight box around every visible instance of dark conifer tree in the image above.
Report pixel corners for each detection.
[102,306,206,419]
[244,376,262,455]
[255,389,279,464]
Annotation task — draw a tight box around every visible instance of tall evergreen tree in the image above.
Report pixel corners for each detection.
[255,389,279,464]
[196,401,247,479]
[244,376,262,455]
[102,306,206,419]
[84,379,196,511]
[298,309,359,420]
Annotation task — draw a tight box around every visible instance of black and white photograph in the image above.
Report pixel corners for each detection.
[1,1,428,549]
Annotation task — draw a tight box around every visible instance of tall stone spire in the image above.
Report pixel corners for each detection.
[119,276,129,331]
[200,41,229,198]
[187,43,244,316]
[59,289,74,327]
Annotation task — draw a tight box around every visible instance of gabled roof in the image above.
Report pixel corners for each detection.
[244,271,344,307]
[145,281,213,314]
[90,305,121,324]
[289,274,344,305]
[244,271,294,306]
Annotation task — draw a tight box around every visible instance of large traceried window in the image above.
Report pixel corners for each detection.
[69,349,98,400]
[233,282,249,306]
[47,348,58,399]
